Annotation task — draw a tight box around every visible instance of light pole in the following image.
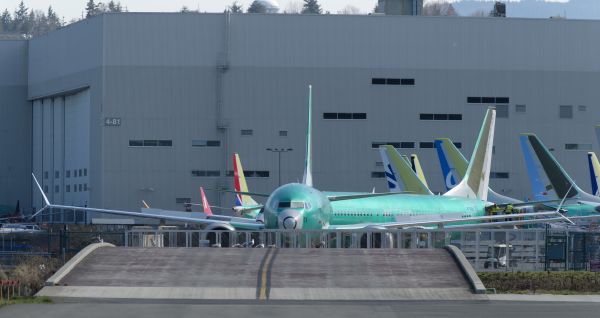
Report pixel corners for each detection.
[266,148,293,186]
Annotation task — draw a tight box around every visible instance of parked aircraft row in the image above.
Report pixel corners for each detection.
[30,86,600,231]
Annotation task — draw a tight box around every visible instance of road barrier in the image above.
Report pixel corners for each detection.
[0,280,21,301]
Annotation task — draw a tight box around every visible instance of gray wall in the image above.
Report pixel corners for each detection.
[23,13,600,216]
[0,40,30,212]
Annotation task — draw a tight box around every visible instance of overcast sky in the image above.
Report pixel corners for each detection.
[1,0,570,21]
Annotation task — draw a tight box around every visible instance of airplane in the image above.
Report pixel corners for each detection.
[519,133,600,221]
[32,87,570,232]
[434,138,521,204]
[587,152,600,196]
[379,145,432,195]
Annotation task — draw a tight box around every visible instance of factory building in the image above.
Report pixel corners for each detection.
[0,12,599,222]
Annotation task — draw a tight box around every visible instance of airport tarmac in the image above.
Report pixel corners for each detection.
[38,246,480,301]
[2,300,600,318]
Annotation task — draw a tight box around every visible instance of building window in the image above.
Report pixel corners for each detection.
[55,171,59,179]
[226,170,270,178]
[490,172,510,179]
[79,169,83,177]
[241,129,253,136]
[467,96,510,104]
[496,105,509,118]
[66,170,70,178]
[420,142,434,148]
[176,198,191,204]
[43,185,48,193]
[323,112,367,120]
[401,78,415,85]
[420,113,462,121]
[192,140,221,147]
[578,105,587,112]
[386,78,400,85]
[565,143,592,151]
[454,142,462,149]
[448,114,462,120]
[372,78,386,85]
[375,161,383,167]
[516,104,526,113]
[66,185,70,192]
[371,172,385,178]
[279,130,288,137]
[54,185,59,193]
[84,168,88,176]
[191,170,221,177]
[79,184,83,192]
[400,142,415,149]
[433,114,448,120]
[420,114,433,120]
[559,105,573,119]
[129,140,173,147]
[84,184,88,191]
[44,171,48,179]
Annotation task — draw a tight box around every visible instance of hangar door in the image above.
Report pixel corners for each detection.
[32,89,90,223]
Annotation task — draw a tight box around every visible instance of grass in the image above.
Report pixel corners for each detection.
[479,271,600,294]
[0,296,52,307]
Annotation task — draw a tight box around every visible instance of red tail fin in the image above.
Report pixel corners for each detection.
[200,187,213,216]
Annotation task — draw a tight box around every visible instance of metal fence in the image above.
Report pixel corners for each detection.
[123,228,600,272]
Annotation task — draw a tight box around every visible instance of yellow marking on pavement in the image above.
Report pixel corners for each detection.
[258,249,274,300]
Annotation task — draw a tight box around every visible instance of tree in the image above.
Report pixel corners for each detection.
[285,1,302,14]
[47,6,61,29]
[302,0,322,14]
[13,1,28,27]
[86,0,98,18]
[423,2,457,16]
[247,1,267,13]
[108,1,122,12]
[227,1,243,13]
[180,6,190,13]
[338,5,360,15]
[1,9,12,32]
[470,9,487,17]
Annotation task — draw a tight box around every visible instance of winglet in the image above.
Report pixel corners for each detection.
[32,173,50,206]
[200,187,213,216]
[302,85,313,187]
[444,108,495,201]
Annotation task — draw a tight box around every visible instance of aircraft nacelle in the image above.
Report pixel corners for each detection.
[263,183,331,230]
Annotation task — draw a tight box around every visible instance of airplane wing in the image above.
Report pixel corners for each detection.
[327,211,569,230]
[31,174,264,230]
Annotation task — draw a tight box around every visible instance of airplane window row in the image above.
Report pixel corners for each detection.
[334,212,394,217]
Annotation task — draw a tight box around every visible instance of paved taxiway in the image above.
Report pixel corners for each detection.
[2,301,600,318]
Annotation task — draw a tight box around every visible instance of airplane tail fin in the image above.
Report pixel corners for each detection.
[444,108,495,201]
[519,135,552,201]
[588,152,600,196]
[379,146,432,195]
[410,154,429,189]
[302,85,313,187]
[434,138,467,191]
[520,133,581,199]
[200,187,213,216]
[233,153,259,206]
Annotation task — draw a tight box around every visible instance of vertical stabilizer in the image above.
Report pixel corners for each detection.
[380,146,433,195]
[233,153,258,206]
[379,146,402,192]
[519,135,553,201]
[302,85,313,187]
[200,187,213,216]
[410,154,429,189]
[587,152,600,196]
[521,133,581,199]
[444,108,495,201]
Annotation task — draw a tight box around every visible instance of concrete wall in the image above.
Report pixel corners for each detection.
[22,13,600,216]
[0,40,30,212]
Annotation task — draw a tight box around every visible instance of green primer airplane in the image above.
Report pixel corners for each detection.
[32,87,566,231]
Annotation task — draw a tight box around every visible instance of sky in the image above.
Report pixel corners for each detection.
[1,0,571,21]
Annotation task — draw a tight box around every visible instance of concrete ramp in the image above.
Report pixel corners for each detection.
[38,245,485,301]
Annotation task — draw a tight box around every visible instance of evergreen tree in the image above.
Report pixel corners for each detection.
[14,1,28,25]
[47,6,61,30]
[228,1,243,13]
[180,6,190,13]
[108,1,122,12]
[1,9,12,32]
[247,1,267,13]
[301,0,322,14]
[86,0,98,18]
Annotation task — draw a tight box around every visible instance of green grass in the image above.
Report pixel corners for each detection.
[0,296,52,307]
[479,271,600,294]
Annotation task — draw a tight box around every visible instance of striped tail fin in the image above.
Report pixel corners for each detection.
[233,153,259,206]
[410,154,429,189]
[444,108,495,201]
[199,187,213,216]
[434,138,467,191]
[588,152,600,196]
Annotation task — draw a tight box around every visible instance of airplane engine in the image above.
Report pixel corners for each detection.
[202,223,236,247]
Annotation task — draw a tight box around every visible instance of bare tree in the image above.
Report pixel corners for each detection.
[285,1,303,14]
[470,9,487,17]
[227,1,243,13]
[338,5,361,15]
[423,1,458,16]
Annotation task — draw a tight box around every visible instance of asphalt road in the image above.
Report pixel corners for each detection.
[2,300,600,318]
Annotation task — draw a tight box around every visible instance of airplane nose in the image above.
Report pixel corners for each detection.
[278,209,302,229]
[283,216,297,229]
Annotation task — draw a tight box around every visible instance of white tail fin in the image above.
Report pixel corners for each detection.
[444,108,495,201]
[302,85,313,187]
